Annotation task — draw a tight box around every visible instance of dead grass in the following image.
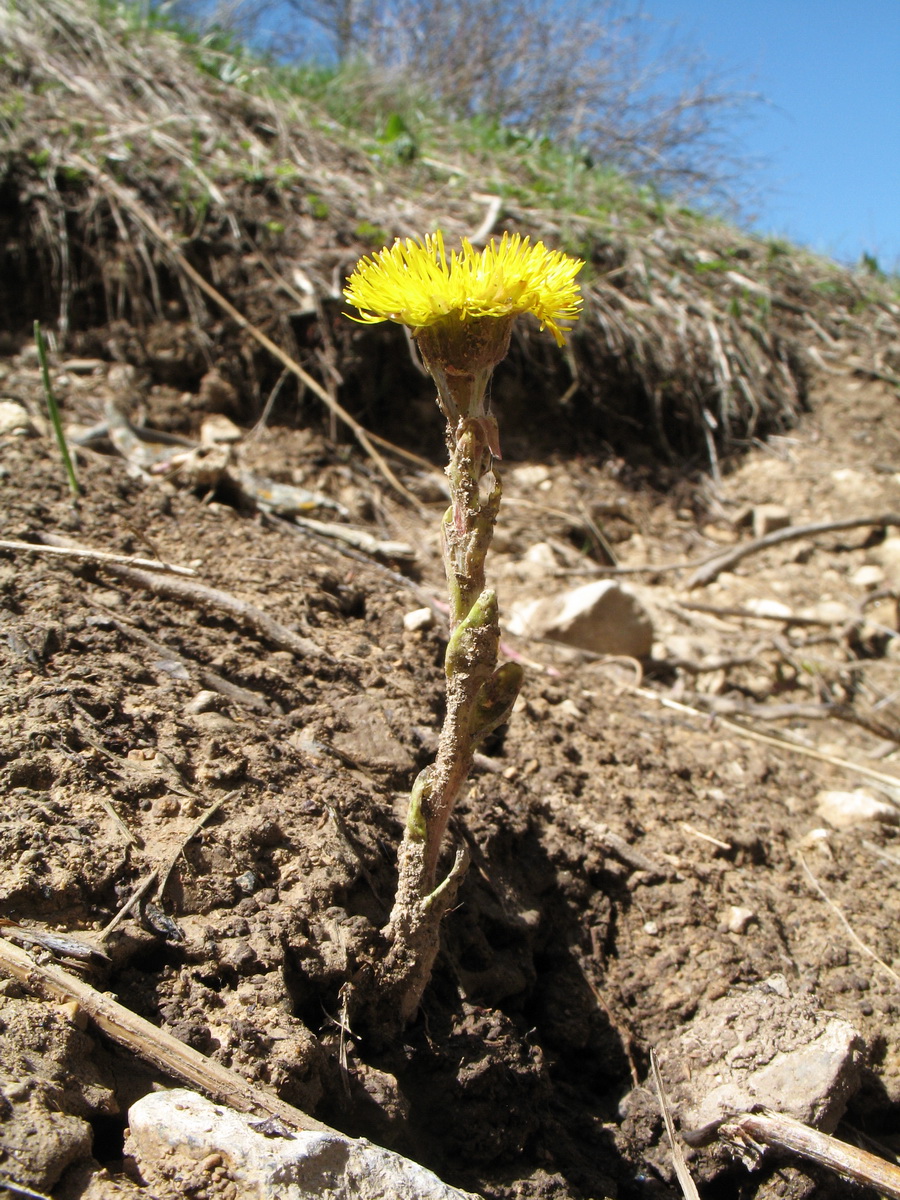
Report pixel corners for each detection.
[1,0,898,469]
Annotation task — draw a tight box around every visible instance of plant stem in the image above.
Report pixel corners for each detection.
[376,414,521,1025]
[34,320,80,498]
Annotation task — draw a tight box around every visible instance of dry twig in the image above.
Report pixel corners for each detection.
[0,538,196,576]
[0,936,334,1134]
[719,1108,900,1199]
[687,513,900,588]
[39,533,327,660]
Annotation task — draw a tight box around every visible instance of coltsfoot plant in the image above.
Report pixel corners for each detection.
[344,230,583,1025]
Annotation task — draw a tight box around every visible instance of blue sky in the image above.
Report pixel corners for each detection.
[642,0,900,271]
[190,0,899,271]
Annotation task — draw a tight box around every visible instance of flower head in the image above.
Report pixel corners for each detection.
[344,230,583,347]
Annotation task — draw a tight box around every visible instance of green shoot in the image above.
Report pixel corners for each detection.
[34,320,81,498]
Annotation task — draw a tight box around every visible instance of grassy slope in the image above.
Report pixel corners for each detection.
[1,0,897,468]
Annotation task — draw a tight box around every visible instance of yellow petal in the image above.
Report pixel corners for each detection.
[344,230,583,345]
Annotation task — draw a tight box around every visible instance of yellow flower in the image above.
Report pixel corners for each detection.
[344,230,583,347]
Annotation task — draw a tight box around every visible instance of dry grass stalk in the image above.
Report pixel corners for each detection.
[798,853,900,990]
[650,1050,702,1200]
[631,686,900,793]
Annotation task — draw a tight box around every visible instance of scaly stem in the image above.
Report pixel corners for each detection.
[376,412,521,1026]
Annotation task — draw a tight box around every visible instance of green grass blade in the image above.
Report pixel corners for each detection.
[34,320,81,498]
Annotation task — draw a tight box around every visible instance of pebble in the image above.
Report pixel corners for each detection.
[522,541,558,569]
[402,607,434,633]
[851,564,885,589]
[726,905,756,934]
[623,976,865,1138]
[507,580,654,658]
[510,464,551,487]
[802,600,852,624]
[184,690,223,715]
[752,503,791,538]
[816,788,899,830]
[0,399,34,435]
[235,871,259,895]
[200,415,243,444]
[872,535,900,575]
[127,1089,481,1200]
[743,597,793,619]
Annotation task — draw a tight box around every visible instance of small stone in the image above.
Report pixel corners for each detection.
[522,542,558,569]
[200,415,243,444]
[507,580,654,658]
[509,464,551,487]
[184,690,222,715]
[802,600,852,624]
[752,504,791,538]
[624,978,865,1142]
[726,905,756,934]
[126,1089,480,1200]
[816,788,899,830]
[798,827,833,857]
[235,871,259,895]
[0,399,35,435]
[743,597,793,620]
[403,607,434,632]
[643,921,659,936]
[872,536,900,576]
[851,564,885,589]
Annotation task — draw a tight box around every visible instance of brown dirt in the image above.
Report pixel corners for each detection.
[0,343,898,1200]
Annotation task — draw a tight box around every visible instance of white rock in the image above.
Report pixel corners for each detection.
[801,600,852,624]
[816,788,899,830]
[507,580,654,658]
[184,690,222,716]
[851,564,885,589]
[871,536,900,578]
[403,607,434,633]
[126,1090,480,1200]
[522,542,558,569]
[0,399,34,435]
[752,503,791,538]
[726,905,756,934]
[509,464,551,488]
[743,598,794,620]
[201,415,243,444]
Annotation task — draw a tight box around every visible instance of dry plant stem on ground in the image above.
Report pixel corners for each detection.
[343,231,582,1024]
